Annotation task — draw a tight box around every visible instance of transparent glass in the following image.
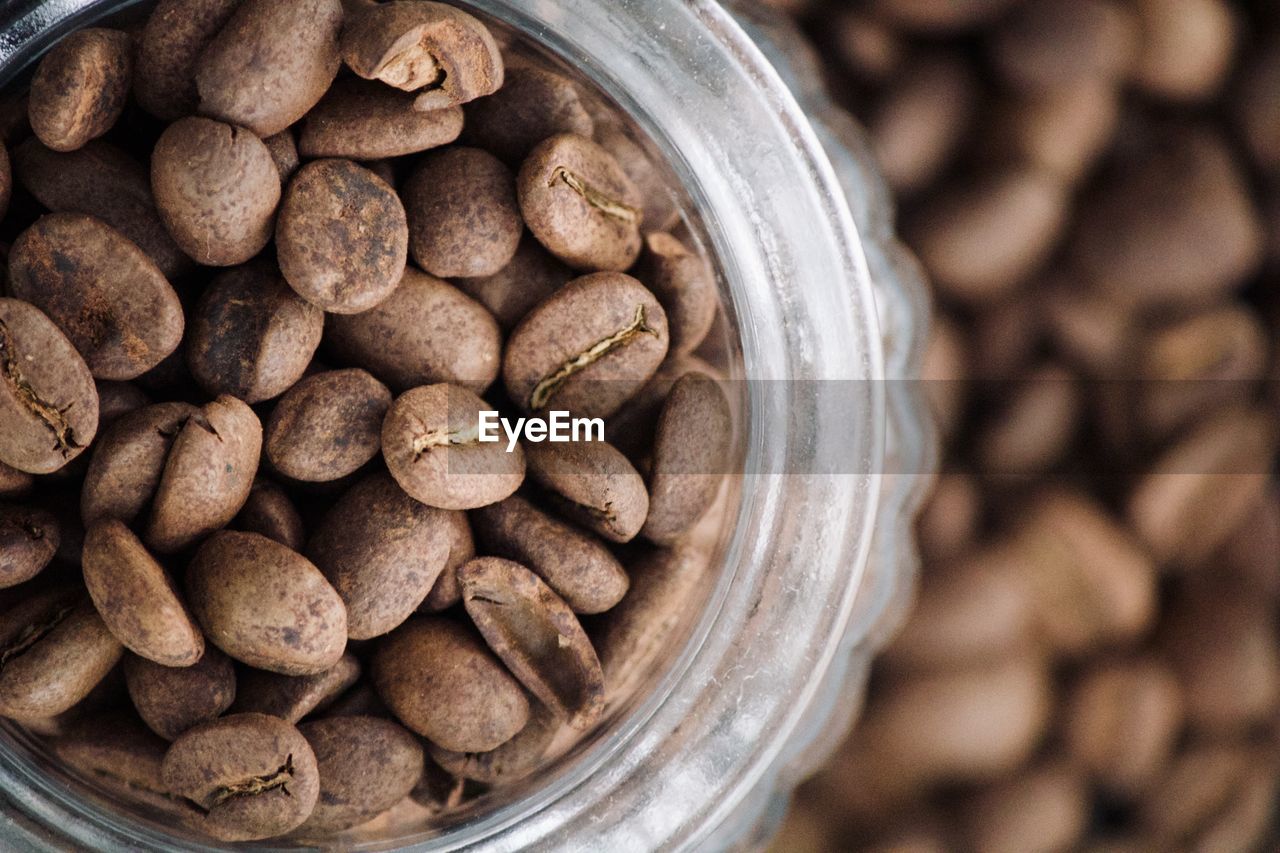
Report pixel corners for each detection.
[0,0,933,849]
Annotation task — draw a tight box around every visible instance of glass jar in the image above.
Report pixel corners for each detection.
[0,0,933,849]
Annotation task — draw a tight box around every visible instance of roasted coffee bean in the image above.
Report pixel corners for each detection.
[55,710,172,798]
[518,133,644,271]
[634,233,717,357]
[8,213,184,381]
[976,363,1080,478]
[187,265,324,403]
[232,653,360,722]
[1131,0,1237,102]
[595,121,681,235]
[162,712,321,842]
[123,648,236,741]
[0,297,99,474]
[1136,742,1264,848]
[82,520,203,667]
[987,80,1120,186]
[261,130,299,182]
[0,464,33,500]
[958,761,1090,853]
[195,0,343,138]
[265,369,391,483]
[0,504,59,589]
[988,0,1138,91]
[340,1,503,109]
[1234,35,1280,176]
[276,159,408,314]
[326,267,501,394]
[525,439,649,543]
[323,682,391,719]
[419,510,475,612]
[460,557,604,730]
[372,616,530,752]
[186,531,346,676]
[382,383,526,510]
[28,29,131,152]
[456,234,572,332]
[80,401,196,528]
[133,0,242,121]
[234,480,305,551]
[404,147,523,279]
[429,701,558,784]
[152,117,282,267]
[871,0,1022,32]
[94,381,150,429]
[296,715,424,834]
[463,61,594,165]
[298,77,463,160]
[504,272,669,418]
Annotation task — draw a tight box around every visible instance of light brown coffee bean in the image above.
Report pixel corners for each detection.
[296,715,424,834]
[80,401,195,527]
[871,0,1023,32]
[594,121,681,234]
[186,531,347,675]
[0,504,59,589]
[187,264,324,403]
[298,77,463,160]
[327,268,502,395]
[915,472,982,564]
[0,297,99,474]
[958,761,1090,853]
[195,0,343,138]
[152,117,281,267]
[987,80,1120,185]
[9,213,184,380]
[525,439,649,543]
[1212,488,1280,599]
[146,395,262,554]
[234,480,305,551]
[518,133,644,272]
[162,712,320,842]
[133,0,242,121]
[232,653,360,723]
[1132,0,1237,101]
[265,369,391,483]
[504,272,669,418]
[382,383,526,511]
[260,130,299,183]
[307,473,454,639]
[455,235,572,332]
[29,29,132,152]
[988,0,1138,91]
[54,710,172,797]
[13,139,191,277]
[419,510,475,612]
[429,701,558,784]
[372,616,530,752]
[124,648,235,741]
[634,233,717,358]
[340,1,503,109]
[1137,742,1255,845]
[977,363,1080,477]
[276,159,408,314]
[83,520,203,667]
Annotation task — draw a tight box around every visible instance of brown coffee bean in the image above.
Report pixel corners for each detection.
[234,480,306,551]
[80,401,195,527]
[187,264,324,403]
[525,439,649,543]
[162,712,320,842]
[977,363,1080,477]
[0,464,34,500]
[988,0,1138,91]
[463,60,595,165]
[296,715,424,834]
[916,472,982,565]
[194,0,342,138]
[987,80,1120,185]
[187,531,347,675]
[409,759,466,814]
[308,472,454,639]
[0,589,123,720]
[94,381,150,429]
[0,297,99,474]
[13,139,191,277]
[871,0,1022,32]
[29,29,132,153]
[472,495,629,614]
[277,159,408,314]
[146,395,262,554]
[265,369,391,483]
[594,121,681,235]
[298,77,463,160]
[54,710,172,797]
[232,653,360,722]
[124,648,235,741]
[259,130,299,183]
[83,520,203,667]
[1234,36,1280,176]
[419,509,475,612]
[429,701,558,784]
[504,272,669,418]
[323,682,390,719]
[1137,742,1258,846]
[133,0,242,121]
[326,268,502,395]
[605,353,720,461]
[381,383,525,511]
[151,117,281,267]
[1131,0,1238,101]
[958,761,1090,853]
[518,133,644,272]
[9,213,184,380]
[455,235,571,331]
[341,1,503,109]
[460,557,604,730]
[634,233,717,358]
[0,504,59,589]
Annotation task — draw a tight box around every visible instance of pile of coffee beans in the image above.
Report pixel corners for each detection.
[0,0,734,842]
[765,0,1280,850]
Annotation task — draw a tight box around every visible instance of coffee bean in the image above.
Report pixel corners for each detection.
[409,759,466,813]
[1131,0,1237,102]
[308,472,455,639]
[958,761,1090,853]
[340,0,503,109]
[504,272,669,418]
[232,653,360,722]
[988,0,1138,91]
[0,504,59,589]
[635,233,717,357]
[80,401,196,528]
[0,464,34,501]
[372,616,529,752]
[460,557,604,730]
[94,381,151,429]
[518,133,644,271]
[463,61,594,165]
[525,439,649,543]
[276,159,408,314]
[1235,35,1280,176]
[296,715,424,834]
[261,130,299,182]
[326,268,501,395]
[123,647,236,741]
[299,77,463,161]
[987,80,1120,185]
[382,383,526,510]
[162,712,321,841]
[83,520,203,667]
[133,0,242,121]
[265,370,390,483]
[54,710,171,797]
[195,0,343,138]
[186,531,346,675]
[595,122,681,234]
[0,297,99,474]
[429,701,558,784]
[455,235,571,331]
[872,0,1022,32]
[418,510,475,612]
[323,682,391,719]
[234,480,306,551]
[1137,742,1259,846]
[9,213,184,381]
[187,264,323,403]
[29,29,132,153]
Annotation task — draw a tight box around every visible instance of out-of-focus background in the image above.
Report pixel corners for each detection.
[758,0,1280,850]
